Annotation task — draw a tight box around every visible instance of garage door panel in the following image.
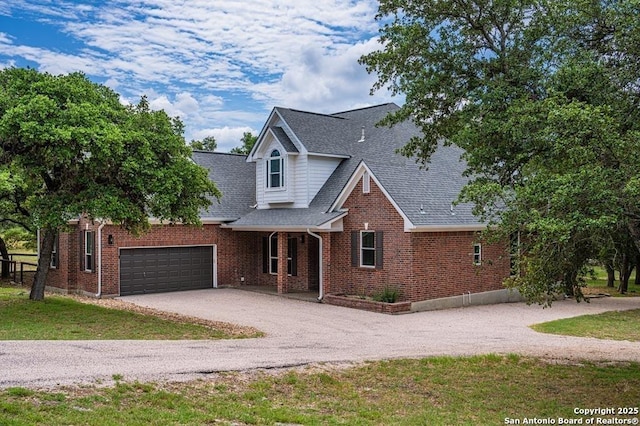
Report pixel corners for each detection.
[120,246,214,296]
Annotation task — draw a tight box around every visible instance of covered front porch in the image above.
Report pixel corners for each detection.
[224,207,345,299]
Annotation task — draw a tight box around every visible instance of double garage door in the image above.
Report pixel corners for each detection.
[119,245,216,296]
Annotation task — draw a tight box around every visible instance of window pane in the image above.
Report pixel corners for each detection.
[271,173,280,188]
[270,235,278,253]
[270,158,280,173]
[361,231,375,249]
[270,149,280,157]
[86,232,93,255]
[270,258,278,274]
[362,249,375,266]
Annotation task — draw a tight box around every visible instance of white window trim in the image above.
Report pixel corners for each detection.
[473,243,482,265]
[266,150,285,190]
[269,233,278,275]
[362,171,370,194]
[50,234,58,269]
[360,230,376,268]
[85,230,94,272]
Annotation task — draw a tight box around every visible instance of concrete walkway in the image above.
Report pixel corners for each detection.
[1,289,639,389]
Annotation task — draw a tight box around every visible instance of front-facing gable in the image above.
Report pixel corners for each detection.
[238,103,486,232]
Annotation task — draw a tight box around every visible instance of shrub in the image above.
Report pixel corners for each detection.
[373,286,400,303]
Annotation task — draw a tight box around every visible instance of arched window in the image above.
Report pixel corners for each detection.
[267,149,284,188]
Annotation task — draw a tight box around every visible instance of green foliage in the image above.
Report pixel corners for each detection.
[372,286,400,303]
[1,356,639,425]
[532,309,640,341]
[0,286,259,339]
[230,131,257,155]
[190,135,217,151]
[1,227,36,251]
[0,68,219,233]
[361,0,640,305]
[0,68,221,299]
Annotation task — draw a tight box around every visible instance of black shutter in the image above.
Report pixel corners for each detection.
[262,236,268,273]
[79,231,85,271]
[375,231,384,270]
[351,231,359,267]
[90,231,96,273]
[289,237,297,276]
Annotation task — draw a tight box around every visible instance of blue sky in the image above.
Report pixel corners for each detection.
[0,1,398,152]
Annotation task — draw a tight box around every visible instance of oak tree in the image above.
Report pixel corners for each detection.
[361,0,640,303]
[0,68,220,300]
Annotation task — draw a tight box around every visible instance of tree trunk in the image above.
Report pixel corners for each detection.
[30,227,56,301]
[605,263,615,287]
[618,252,630,294]
[635,253,640,285]
[0,236,10,279]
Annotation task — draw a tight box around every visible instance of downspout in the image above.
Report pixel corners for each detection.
[306,229,323,301]
[96,220,106,298]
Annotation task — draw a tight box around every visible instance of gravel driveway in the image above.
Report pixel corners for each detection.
[1,289,639,389]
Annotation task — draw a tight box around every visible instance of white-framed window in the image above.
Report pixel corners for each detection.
[50,234,58,269]
[267,149,284,188]
[269,233,278,274]
[84,230,94,272]
[362,171,371,194]
[360,231,376,268]
[473,243,482,265]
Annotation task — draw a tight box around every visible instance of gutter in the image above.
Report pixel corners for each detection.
[96,220,106,298]
[306,229,323,301]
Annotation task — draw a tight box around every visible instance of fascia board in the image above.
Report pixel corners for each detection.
[330,162,415,231]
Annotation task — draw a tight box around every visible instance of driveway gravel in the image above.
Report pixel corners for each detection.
[1,289,639,389]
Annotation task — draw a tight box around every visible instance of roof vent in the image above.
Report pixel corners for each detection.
[450,204,456,215]
[419,204,426,215]
[357,126,365,143]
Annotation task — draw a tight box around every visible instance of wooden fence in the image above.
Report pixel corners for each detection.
[1,253,38,285]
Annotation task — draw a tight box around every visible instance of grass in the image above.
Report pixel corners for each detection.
[0,355,638,425]
[0,286,259,340]
[584,266,640,296]
[532,309,640,341]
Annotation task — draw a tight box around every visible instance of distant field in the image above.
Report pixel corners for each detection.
[585,266,639,296]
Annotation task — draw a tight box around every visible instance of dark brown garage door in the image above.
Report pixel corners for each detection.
[119,246,215,296]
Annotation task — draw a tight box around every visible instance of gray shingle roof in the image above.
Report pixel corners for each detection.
[228,208,345,230]
[191,151,256,220]
[270,126,299,153]
[227,103,482,229]
[302,103,481,228]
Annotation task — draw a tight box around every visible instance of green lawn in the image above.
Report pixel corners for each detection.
[584,266,640,296]
[0,286,260,340]
[532,309,640,341]
[1,355,638,425]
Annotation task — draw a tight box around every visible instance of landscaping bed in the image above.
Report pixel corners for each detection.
[324,293,412,314]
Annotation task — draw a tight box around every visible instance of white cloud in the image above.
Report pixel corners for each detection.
[193,126,258,153]
[0,1,399,141]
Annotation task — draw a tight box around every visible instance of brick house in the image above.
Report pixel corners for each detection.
[46,103,517,311]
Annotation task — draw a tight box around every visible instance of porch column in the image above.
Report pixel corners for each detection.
[276,231,288,294]
[321,232,331,295]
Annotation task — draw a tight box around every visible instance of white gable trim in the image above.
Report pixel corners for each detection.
[331,162,416,232]
[248,109,306,161]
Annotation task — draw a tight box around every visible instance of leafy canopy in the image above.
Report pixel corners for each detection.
[361,0,640,303]
[0,68,220,299]
[0,68,219,233]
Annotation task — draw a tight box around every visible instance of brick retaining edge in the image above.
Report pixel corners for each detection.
[323,293,412,314]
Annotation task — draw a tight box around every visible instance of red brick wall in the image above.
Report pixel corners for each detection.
[46,219,262,296]
[328,176,511,303]
[251,232,314,292]
[410,232,510,301]
[330,178,414,300]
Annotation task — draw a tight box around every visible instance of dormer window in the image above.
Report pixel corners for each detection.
[267,149,284,188]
